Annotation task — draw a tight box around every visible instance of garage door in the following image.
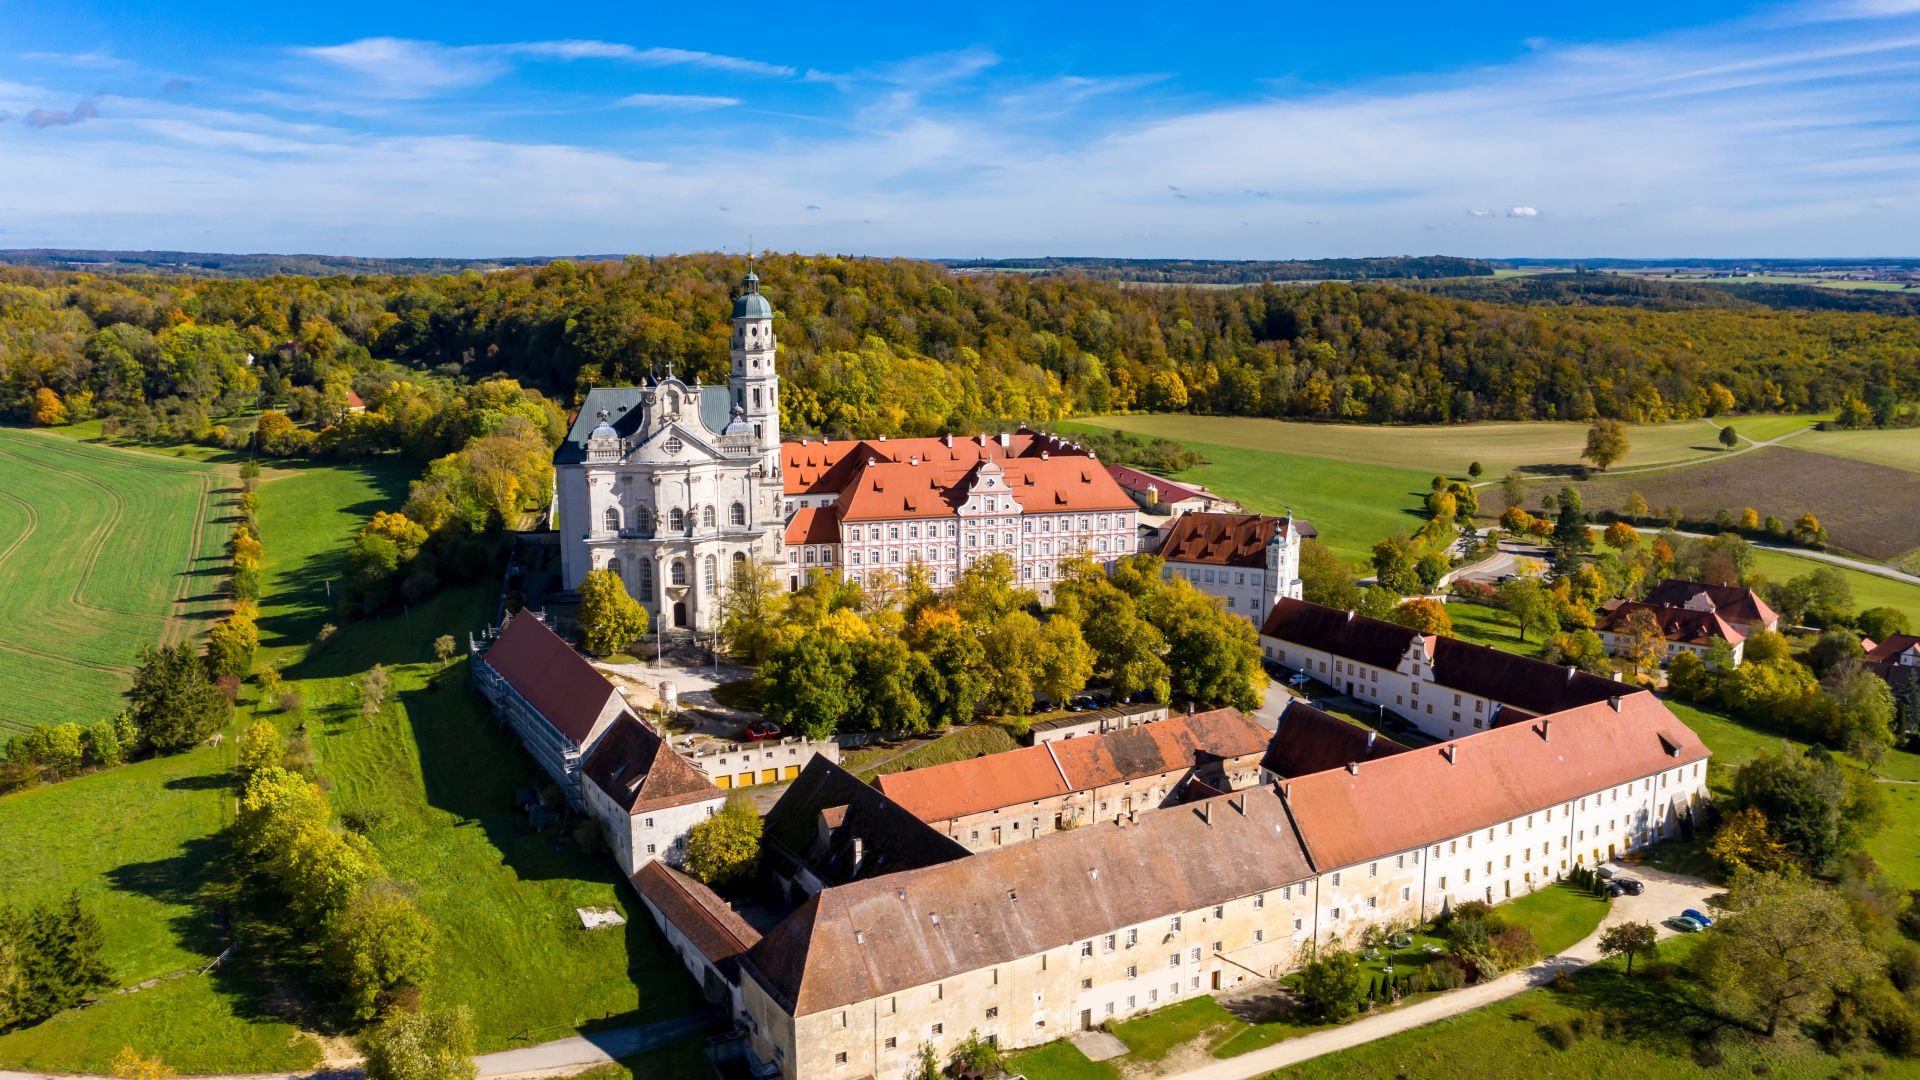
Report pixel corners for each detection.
[783,765,800,780]
[738,772,754,787]
[715,774,732,789]
[761,769,779,784]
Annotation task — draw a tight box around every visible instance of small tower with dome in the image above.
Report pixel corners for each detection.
[730,265,781,470]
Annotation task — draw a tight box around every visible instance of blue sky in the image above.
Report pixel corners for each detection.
[3,1,1919,258]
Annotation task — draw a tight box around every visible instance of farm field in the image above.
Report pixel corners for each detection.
[1064,414,1748,479]
[253,455,414,661]
[1794,425,1920,473]
[1715,413,1823,443]
[0,427,231,733]
[1744,548,1920,624]
[1498,445,1920,562]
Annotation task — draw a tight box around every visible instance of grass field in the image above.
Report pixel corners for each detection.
[1501,444,1920,563]
[253,456,414,662]
[1744,548,1920,624]
[0,428,232,732]
[1064,414,1746,479]
[1795,425,1920,473]
[1716,414,1823,443]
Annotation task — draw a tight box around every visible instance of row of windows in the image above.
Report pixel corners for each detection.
[840,513,1129,544]
[607,550,747,595]
[601,501,750,534]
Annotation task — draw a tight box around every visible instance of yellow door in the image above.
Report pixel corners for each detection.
[738,772,754,787]
[761,769,778,784]
[715,774,732,789]
[783,765,800,780]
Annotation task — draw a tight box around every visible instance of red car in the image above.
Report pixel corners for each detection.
[742,721,782,741]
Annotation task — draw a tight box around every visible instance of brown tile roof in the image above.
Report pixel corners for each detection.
[741,786,1314,1016]
[1158,512,1291,569]
[633,860,760,972]
[1279,691,1708,870]
[783,505,841,546]
[582,714,721,814]
[1864,634,1920,665]
[1107,464,1209,506]
[1260,597,1422,669]
[761,759,969,887]
[1595,601,1745,646]
[482,612,621,746]
[1643,579,1778,628]
[876,709,1270,823]
[1260,700,1410,778]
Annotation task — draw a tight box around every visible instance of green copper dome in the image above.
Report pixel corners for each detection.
[732,271,773,319]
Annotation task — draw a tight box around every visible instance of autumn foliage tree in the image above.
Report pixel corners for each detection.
[30,386,67,426]
[576,568,648,657]
[1582,419,1629,471]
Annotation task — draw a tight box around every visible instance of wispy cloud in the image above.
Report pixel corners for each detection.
[1508,206,1540,217]
[23,100,96,128]
[21,48,124,67]
[293,37,793,99]
[616,93,740,110]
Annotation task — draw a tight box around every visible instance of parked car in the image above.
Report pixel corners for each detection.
[1606,882,1625,898]
[742,720,782,741]
[1595,866,1616,880]
[1671,915,1704,933]
[1072,695,1099,711]
[1682,908,1714,927]
[1615,877,1645,896]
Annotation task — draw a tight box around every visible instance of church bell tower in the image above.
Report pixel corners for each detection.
[729,267,781,466]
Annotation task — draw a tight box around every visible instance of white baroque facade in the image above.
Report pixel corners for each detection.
[556,270,786,632]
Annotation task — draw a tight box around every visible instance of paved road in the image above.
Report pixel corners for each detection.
[1157,864,1716,1080]
[0,1011,719,1080]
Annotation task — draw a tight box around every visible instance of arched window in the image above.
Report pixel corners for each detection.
[752,387,762,408]
[705,555,718,594]
[669,507,686,531]
[670,560,687,586]
[635,559,653,596]
[607,557,623,579]
[732,551,747,580]
[603,506,620,532]
[730,502,746,526]
[637,507,655,538]
[702,505,716,528]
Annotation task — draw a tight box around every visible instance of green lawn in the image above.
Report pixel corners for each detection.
[1270,946,1920,1079]
[0,428,231,731]
[850,723,1019,781]
[253,455,415,662]
[566,1037,717,1080]
[34,417,258,466]
[1718,414,1824,444]
[282,583,701,1049]
[1796,426,1920,473]
[1744,548,1920,623]
[1065,415,1736,481]
[1007,1040,1118,1080]
[1500,881,1609,956]
[1443,602,1542,657]
[0,974,320,1074]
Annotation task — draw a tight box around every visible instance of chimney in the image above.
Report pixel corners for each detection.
[1611,670,1624,682]
[999,431,1011,448]
[1232,794,1246,815]
[1540,719,1551,741]
[977,433,988,447]
[1202,803,1212,825]
[852,836,865,866]
[1609,695,1622,712]
[1347,610,1357,622]
[1442,745,1457,765]
[1346,761,1359,776]
[1566,665,1577,682]
[1041,451,1049,460]
[943,434,953,447]
[877,434,887,441]
[1365,730,1377,749]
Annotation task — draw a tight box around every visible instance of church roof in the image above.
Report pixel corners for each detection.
[557,385,733,464]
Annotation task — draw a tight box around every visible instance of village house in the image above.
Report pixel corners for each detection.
[632,859,762,1014]
[1595,599,1746,667]
[1025,701,1168,745]
[469,612,628,807]
[874,708,1271,850]
[1258,597,1627,741]
[1106,464,1234,516]
[1640,578,1780,637]
[1155,511,1305,624]
[663,681,1709,1079]
[580,713,727,877]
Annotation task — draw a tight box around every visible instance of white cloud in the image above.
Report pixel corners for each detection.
[1508,206,1540,217]
[616,93,740,110]
[1466,209,1494,217]
[292,38,793,99]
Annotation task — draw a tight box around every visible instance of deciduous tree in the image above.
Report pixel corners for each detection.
[360,1006,476,1080]
[129,642,232,754]
[1598,921,1659,974]
[1389,597,1453,636]
[1688,872,1876,1037]
[1298,949,1369,1021]
[684,796,761,888]
[323,883,433,1021]
[1582,419,1629,471]
[576,568,648,657]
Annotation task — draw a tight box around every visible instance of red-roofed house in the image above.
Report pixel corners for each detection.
[582,713,727,875]
[471,612,628,807]
[1107,464,1229,515]
[1641,579,1779,636]
[1595,600,1746,666]
[874,707,1270,850]
[1157,512,1304,623]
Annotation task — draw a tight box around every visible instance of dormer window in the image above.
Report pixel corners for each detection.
[663,436,683,455]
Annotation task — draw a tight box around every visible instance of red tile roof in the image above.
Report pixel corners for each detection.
[482,613,621,746]
[633,860,760,971]
[1260,700,1409,778]
[582,714,721,814]
[1864,634,1920,665]
[1107,464,1209,506]
[1159,512,1291,568]
[1596,601,1745,646]
[784,505,841,546]
[1279,691,1707,870]
[1643,579,1778,628]
[875,709,1269,823]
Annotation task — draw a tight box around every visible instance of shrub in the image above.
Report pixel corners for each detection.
[1543,1017,1578,1050]
[1490,925,1539,971]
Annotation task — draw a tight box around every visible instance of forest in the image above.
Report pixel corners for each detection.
[942,255,1493,283]
[1,253,1917,442]
[1415,271,1920,317]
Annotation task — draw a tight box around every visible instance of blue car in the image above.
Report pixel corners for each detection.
[1682,908,1714,927]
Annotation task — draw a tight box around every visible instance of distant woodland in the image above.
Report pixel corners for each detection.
[944,255,1494,283]
[1,253,1916,440]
